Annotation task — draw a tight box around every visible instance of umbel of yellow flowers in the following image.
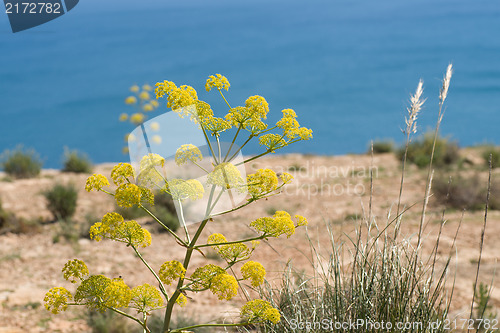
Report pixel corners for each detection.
[45,74,311,333]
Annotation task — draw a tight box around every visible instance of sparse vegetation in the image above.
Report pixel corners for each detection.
[398,132,460,168]
[0,145,42,179]
[371,140,394,154]
[62,148,93,173]
[116,191,179,232]
[256,221,454,333]
[433,173,500,210]
[472,282,498,332]
[87,309,133,333]
[43,183,78,220]
[482,145,500,169]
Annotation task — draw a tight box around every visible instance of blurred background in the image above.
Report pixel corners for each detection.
[1,0,499,168]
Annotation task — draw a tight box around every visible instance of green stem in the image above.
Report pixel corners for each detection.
[139,205,187,247]
[236,137,300,166]
[207,187,226,214]
[108,307,149,332]
[132,245,169,301]
[223,125,242,162]
[162,186,220,332]
[227,133,254,162]
[195,235,266,249]
[216,135,222,162]
[177,199,191,243]
[201,125,218,164]
[218,89,232,109]
[191,160,210,174]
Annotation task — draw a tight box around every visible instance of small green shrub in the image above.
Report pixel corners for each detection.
[115,204,148,220]
[370,140,394,154]
[43,183,78,220]
[62,148,93,173]
[473,282,497,332]
[398,132,460,168]
[151,205,179,233]
[87,309,133,333]
[433,173,500,210]
[481,146,500,169]
[116,191,179,232]
[0,145,42,179]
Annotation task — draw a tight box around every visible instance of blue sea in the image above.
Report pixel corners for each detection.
[1,0,500,168]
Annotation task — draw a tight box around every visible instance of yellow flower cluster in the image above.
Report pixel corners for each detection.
[137,153,166,188]
[44,287,72,314]
[280,172,294,184]
[140,153,165,171]
[130,113,145,125]
[240,299,281,324]
[122,84,160,129]
[139,91,150,100]
[111,163,135,185]
[250,211,308,238]
[48,273,135,314]
[125,96,137,105]
[85,174,110,192]
[277,108,313,141]
[176,293,187,307]
[89,212,124,241]
[90,213,151,248]
[62,259,89,283]
[205,74,230,92]
[165,179,204,201]
[190,264,238,300]
[159,260,186,285]
[155,80,197,114]
[130,283,164,313]
[246,168,278,197]
[207,162,244,189]
[74,275,113,311]
[202,116,232,135]
[195,100,214,119]
[246,95,269,119]
[225,104,267,134]
[207,233,254,262]
[175,144,203,166]
[115,183,142,207]
[240,261,266,287]
[113,220,152,248]
[209,273,238,301]
[104,278,132,308]
[258,133,287,151]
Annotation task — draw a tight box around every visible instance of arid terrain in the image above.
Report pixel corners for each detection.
[1,150,499,332]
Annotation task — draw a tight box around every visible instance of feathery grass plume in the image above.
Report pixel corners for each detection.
[396,79,425,236]
[405,79,425,135]
[439,63,453,103]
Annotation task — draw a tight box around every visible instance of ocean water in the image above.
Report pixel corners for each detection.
[1,0,499,168]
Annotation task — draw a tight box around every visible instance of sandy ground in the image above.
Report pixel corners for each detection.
[0,151,499,332]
